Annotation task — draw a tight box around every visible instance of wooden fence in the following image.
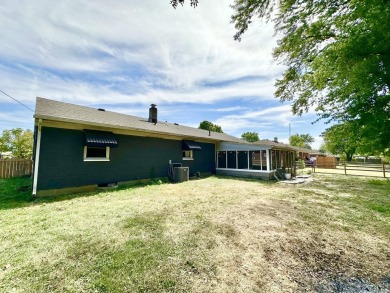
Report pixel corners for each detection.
[312,161,389,178]
[316,156,337,168]
[0,159,33,179]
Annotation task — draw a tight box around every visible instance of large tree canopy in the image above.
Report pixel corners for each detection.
[0,128,33,159]
[289,133,314,149]
[232,0,390,153]
[241,131,259,142]
[173,0,390,153]
[322,121,361,161]
[198,120,224,133]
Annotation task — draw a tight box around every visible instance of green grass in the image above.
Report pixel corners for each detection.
[0,174,389,292]
[0,176,33,209]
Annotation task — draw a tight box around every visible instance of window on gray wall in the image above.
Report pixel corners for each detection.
[84,146,110,161]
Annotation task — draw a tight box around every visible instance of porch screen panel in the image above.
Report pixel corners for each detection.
[276,150,280,169]
[217,151,227,168]
[249,151,260,170]
[227,151,237,169]
[237,151,248,169]
[271,150,277,170]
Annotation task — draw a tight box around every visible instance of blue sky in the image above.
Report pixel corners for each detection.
[0,0,328,149]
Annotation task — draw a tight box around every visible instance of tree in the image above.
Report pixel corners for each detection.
[198,121,224,133]
[229,0,390,154]
[0,128,33,159]
[173,1,389,153]
[322,122,360,162]
[241,132,259,142]
[318,143,327,154]
[170,0,198,8]
[289,134,314,149]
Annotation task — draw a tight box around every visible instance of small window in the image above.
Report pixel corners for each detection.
[84,146,110,161]
[182,150,193,160]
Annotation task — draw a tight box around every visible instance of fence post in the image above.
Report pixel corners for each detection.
[344,163,347,175]
[383,162,386,178]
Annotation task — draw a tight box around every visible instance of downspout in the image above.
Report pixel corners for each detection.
[32,119,42,196]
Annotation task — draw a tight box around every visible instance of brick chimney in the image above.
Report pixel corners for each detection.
[148,104,157,124]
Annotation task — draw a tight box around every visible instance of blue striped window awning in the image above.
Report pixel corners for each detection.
[84,130,118,148]
[182,140,202,151]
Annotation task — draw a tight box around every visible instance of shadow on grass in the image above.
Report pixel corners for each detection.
[0,177,168,211]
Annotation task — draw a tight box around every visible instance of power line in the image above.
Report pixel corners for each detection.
[0,89,34,112]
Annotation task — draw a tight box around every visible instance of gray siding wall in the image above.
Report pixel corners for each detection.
[216,169,274,180]
[37,127,215,190]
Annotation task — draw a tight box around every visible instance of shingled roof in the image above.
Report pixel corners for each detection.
[254,139,323,154]
[253,139,296,150]
[34,97,244,143]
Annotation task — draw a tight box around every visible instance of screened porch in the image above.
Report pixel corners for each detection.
[216,142,296,180]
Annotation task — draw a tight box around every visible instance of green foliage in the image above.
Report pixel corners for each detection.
[289,133,314,149]
[0,128,33,159]
[322,121,361,161]
[297,159,305,169]
[198,120,224,133]
[170,0,198,9]
[241,131,259,142]
[318,143,327,154]
[231,0,390,154]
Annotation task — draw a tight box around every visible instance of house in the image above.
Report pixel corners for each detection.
[32,98,297,196]
[294,146,323,161]
[0,152,13,159]
[32,98,245,196]
[293,146,324,166]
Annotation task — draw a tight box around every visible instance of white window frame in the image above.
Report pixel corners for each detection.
[182,150,194,160]
[84,146,110,162]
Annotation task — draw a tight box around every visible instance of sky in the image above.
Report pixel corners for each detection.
[0,0,328,149]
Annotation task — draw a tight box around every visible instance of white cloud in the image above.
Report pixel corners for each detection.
[214,106,247,112]
[0,0,328,140]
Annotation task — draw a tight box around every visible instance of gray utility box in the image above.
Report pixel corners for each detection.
[173,167,189,183]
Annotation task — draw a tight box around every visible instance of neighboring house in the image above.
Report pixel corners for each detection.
[0,152,13,159]
[293,146,323,166]
[294,146,322,160]
[32,98,298,196]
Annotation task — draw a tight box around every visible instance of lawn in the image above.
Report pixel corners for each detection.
[1,175,389,292]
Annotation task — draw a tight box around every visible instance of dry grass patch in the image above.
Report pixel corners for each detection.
[0,175,389,292]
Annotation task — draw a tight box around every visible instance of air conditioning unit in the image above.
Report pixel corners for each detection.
[173,167,189,183]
